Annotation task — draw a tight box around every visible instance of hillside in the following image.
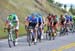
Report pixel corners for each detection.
[0,0,65,38]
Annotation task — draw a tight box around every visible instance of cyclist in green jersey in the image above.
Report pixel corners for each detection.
[5,13,19,45]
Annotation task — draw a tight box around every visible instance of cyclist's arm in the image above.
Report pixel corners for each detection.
[14,16,19,27]
[24,19,29,27]
[40,17,43,27]
[64,17,66,24]
[4,18,9,32]
[35,17,39,28]
[5,17,9,28]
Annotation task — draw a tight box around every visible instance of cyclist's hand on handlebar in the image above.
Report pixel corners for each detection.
[4,27,7,32]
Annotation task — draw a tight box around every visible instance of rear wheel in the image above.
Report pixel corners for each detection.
[13,41,16,46]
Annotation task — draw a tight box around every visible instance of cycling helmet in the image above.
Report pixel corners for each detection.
[8,15,13,21]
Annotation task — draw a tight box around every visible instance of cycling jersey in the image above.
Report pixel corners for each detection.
[27,15,38,28]
[56,16,59,22]
[37,15,43,26]
[53,18,57,26]
[51,15,57,26]
[60,17,65,25]
[65,15,70,23]
[69,16,72,22]
[47,15,52,26]
[7,14,19,29]
[72,16,75,23]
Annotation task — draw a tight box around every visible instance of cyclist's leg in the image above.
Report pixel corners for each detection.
[39,25,43,40]
[15,25,19,38]
[30,28,34,42]
[41,25,44,39]
[34,27,38,43]
[52,22,57,36]
[60,23,64,36]
[15,29,18,38]
[15,26,19,45]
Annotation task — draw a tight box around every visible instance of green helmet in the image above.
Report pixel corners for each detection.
[8,15,13,21]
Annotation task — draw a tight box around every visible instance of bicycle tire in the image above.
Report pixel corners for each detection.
[12,31,16,46]
[8,39,11,48]
[8,33,12,48]
[27,32,32,46]
[13,41,16,46]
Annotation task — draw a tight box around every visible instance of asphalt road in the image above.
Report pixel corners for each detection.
[0,32,75,51]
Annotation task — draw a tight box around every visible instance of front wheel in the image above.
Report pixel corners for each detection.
[27,32,32,46]
[8,33,12,48]
[12,31,16,46]
[13,41,16,46]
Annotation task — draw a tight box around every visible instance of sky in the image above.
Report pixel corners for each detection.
[54,0,75,11]
[54,0,75,5]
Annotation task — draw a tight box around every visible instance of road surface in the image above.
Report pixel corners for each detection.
[0,32,75,51]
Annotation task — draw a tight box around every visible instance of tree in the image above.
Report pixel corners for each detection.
[55,2,63,7]
[64,4,67,10]
[47,0,54,3]
[69,4,73,13]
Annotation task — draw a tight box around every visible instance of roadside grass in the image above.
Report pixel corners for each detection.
[0,27,7,39]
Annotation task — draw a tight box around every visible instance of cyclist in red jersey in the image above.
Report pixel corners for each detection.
[46,13,53,31]
[59,15,65,28]
[51,14,58,35]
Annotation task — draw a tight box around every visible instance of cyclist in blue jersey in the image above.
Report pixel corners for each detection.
[27,13,38,43]
[65,14,70,32]
[65,15,70,23]
[36,13,43,41]
[69,15,73,25]
[69,15,73,32]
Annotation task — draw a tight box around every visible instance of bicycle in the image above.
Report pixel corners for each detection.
[4,24,16,48]
[27,26,35,46]
[37,27,42,42]
[69,23,74,33]
[59,24,68,36]
[46,26,56,40]
[72,23,75,32]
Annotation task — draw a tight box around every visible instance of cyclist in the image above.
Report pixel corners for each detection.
[41,16,46,39]
[69,15,73,24]
[59,15,66,34]
[24,16,29,31]
[52,15,58,33]
[27,13,38,43]
[65,14,70,32]
[56,15,59,30]
[36,13,43,41]
[5,13,19,45]
[69,15,73,31]
[72,16,75,31]
[46,13,53,32]
[46,13,54,39]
